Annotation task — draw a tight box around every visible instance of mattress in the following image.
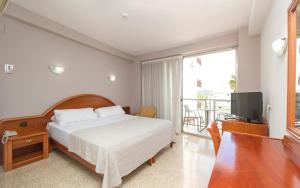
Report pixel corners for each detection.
[47,114,173,188]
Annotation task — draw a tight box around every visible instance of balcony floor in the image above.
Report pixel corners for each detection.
[183,124,210,137]
[183,122,222,138]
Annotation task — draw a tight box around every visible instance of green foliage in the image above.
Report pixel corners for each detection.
[197,94,208,100]
[229,75,236,92]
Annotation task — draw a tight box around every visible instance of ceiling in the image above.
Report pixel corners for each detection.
[10,0,269,56]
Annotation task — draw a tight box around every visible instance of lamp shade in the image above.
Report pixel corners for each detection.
[272,37,287,57]
[48,65,65,75]
[108,74,116,82]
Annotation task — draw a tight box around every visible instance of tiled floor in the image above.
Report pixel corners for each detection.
[183,124,210,137]
[0,134,215,188]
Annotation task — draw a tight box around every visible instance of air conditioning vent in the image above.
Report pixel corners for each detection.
[0,0,8,15]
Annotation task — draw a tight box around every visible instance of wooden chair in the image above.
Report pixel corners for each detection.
[207,121,221,156]
[136,106,156,118]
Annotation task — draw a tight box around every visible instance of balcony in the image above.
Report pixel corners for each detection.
[182,98,231,137]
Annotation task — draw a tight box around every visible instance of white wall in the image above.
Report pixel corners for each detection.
[130,61,142,113]
[0,16,139,118]
[237,27,261,92]
[260,0,291,138]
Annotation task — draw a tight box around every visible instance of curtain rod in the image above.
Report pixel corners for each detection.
[141,54,182,63]
[183,45,238,58]
[140,44,238,63]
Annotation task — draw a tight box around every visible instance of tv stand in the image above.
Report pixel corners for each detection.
[250,119,262,124]
[221,119,269,136]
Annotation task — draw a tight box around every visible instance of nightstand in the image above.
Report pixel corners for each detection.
[3,131,49,171]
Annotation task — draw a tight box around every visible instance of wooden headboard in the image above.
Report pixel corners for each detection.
[0,94,129,164]
[0,94,116,132]
[42,94,115,122]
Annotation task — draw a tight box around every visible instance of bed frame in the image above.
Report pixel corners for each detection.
[0,94,173,169]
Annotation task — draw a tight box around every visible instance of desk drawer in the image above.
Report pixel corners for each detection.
[13,135,44,149]
[222,121,269,136]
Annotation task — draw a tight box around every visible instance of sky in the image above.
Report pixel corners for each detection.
[183,49,236,99]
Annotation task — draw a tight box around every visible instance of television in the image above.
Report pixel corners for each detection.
[231,92,263,123]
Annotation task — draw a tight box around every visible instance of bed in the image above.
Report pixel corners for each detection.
[43,94,174,188]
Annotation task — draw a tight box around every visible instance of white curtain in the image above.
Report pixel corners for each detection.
[142,56,182,134]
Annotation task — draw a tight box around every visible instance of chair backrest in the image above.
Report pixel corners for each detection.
[140,106,156,118]
[184,104,190,112]
[207,121,221,156]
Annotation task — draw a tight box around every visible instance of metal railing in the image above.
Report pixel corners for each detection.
[182,98,231,125]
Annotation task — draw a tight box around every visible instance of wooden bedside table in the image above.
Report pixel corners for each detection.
[3,131,49,171]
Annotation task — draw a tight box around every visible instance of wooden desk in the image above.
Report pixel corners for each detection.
[222,119,269,136]
[208,132,300,188]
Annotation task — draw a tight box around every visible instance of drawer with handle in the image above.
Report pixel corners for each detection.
[12,135,44,149]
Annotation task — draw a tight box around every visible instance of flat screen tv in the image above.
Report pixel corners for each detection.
[231,92,263,123]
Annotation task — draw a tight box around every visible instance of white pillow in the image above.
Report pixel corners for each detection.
[95,105,125,118]
[50,116,56,122]
[54,108,97,125]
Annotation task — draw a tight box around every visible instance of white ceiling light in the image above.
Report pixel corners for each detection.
[48,65,65,75]
[272,37,287,57]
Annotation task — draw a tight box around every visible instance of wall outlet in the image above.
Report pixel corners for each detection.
[4,64,14,74]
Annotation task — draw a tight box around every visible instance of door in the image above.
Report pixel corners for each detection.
[182,49,237,137]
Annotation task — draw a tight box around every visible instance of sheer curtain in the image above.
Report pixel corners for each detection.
[142,56,182,134]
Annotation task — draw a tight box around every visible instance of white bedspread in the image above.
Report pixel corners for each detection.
[48,115,136,147]
[48,115,173,188]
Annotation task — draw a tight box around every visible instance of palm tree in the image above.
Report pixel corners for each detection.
[229,75,236,92]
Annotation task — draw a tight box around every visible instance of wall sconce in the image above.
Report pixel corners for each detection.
[272,37,287,57]
[48,65,65,75]
[108,74,116,82]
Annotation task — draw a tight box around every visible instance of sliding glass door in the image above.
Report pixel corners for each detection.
[182,49,237,137]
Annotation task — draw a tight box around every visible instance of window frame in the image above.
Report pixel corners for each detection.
[287,0,300,140]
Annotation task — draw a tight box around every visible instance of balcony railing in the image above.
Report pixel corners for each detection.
[182,98,231,135]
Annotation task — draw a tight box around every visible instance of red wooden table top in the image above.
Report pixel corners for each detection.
[208,132,300,188]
